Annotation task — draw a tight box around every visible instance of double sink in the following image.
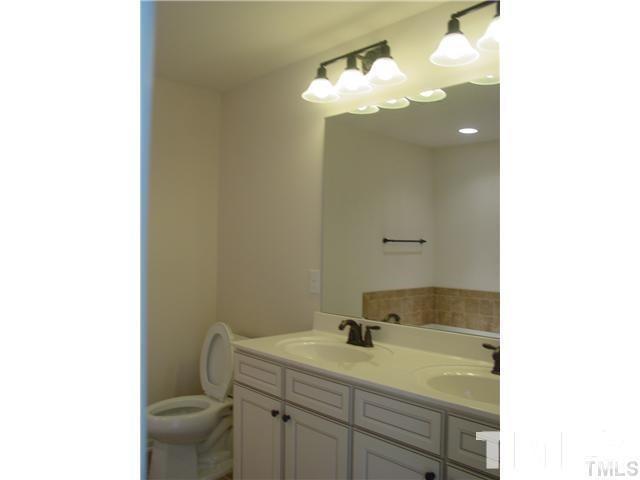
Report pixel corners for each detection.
[274,335,499,409]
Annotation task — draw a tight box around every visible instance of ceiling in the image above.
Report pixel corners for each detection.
[328,83,499,148]
[154,1,443,91]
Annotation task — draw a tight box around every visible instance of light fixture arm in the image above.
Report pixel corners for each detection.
[319,40,389,69]
[450,1,498,20]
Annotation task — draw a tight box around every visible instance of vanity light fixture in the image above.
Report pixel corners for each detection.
[301,66,339,103]
[379,97,411,110]
[458,127,479,134]
[408,88,447,103]
[301,40,406,103]
[365,43,407,86]
[430,1,499,67]
[349,105,380,115]
[477,1,501,51]
[335,55,372,95]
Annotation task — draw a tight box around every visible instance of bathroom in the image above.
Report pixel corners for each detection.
[4,1,640,480]
[147,2,499,479]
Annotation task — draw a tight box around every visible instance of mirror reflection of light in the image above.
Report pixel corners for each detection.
[378,97,410,110]
[458,127,478,134]
[349,105,379,115]
[470,74,500,86]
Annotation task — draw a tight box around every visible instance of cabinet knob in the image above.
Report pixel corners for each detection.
[282,414,291,422]
[425,473,436,480]
[271,410,279,417]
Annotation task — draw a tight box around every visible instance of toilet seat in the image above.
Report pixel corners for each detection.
[199,322,234,401]
[148,395,232,444]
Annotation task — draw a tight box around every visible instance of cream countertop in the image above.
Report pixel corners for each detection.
[232,312,499,424]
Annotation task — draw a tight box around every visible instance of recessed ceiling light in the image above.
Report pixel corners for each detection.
[458,127,478,134]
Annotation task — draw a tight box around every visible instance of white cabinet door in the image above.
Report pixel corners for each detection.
[447,465,492,480]
[284,405,349,480]
[353,431,441,480]
[233,384,283,480]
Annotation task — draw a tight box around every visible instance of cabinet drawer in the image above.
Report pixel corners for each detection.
[448,465,493,480]
[353,430,442,480]
[285,369,350,422]
[447,416,499,476]
[234,353,283,397]
[354,389,442,455]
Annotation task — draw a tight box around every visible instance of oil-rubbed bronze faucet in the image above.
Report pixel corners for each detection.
[362,325,380,347]
[339,320,381,348]
[338,319,363,345]
[483,343,500,375]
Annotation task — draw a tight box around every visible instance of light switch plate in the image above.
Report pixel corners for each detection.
[309,269,321,294]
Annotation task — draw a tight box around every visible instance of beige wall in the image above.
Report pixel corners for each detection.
[322,123,435,318]
[218,3,498,338]
[433,140,500,291]
[147,77,220,404]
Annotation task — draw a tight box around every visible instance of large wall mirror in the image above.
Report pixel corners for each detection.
[322,82,499,337]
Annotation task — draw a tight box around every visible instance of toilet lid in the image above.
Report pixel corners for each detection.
[199,322,234,401]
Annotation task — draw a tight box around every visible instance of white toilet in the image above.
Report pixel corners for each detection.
[147,322,241,480]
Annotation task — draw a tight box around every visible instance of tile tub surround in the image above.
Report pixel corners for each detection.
[363,287,500,333]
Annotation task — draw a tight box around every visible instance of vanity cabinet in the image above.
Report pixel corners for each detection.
[352,431,441,479]
[447,466,489,480]
[447,416,498,477]
[233,352,499,480]
[233,369,350,480]
[233,384,283,480]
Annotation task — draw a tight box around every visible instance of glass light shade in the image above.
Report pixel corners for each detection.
[378,97,410,110]
[408,88,447,103]
[366,57,407,86]
[470,74,500,86]
[430,32,480,67]
[349,105,379,115]
[301,77,339,103]
[335,68,372,95]
[477,16,501,51]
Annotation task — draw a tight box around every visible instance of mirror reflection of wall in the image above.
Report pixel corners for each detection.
[322,83,499,335]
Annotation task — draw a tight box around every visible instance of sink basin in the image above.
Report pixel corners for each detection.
[277,337,392,364]
[416,366,499,405]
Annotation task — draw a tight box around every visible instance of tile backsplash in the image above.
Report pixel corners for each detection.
[363,286,499,333]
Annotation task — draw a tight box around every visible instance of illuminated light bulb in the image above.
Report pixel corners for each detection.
[301,66,339,103]
[336,69,372,95]
[349,105,379,115]
[458,127,478,134]
[430,18,479,67]
[408,88,447,103]
[366,44,407,86]
[470,74,500,86]
[335,55,372,95]
[379,98,411,110]
[478,15,500,51]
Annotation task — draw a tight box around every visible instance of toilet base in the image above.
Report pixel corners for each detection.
[149,442,198,479]
[149,417,233,480]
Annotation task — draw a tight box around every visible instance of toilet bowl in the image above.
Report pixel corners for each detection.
[147,322,239,480]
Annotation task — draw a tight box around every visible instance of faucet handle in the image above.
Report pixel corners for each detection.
[482,343,499,351]
[363,325,381,347]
